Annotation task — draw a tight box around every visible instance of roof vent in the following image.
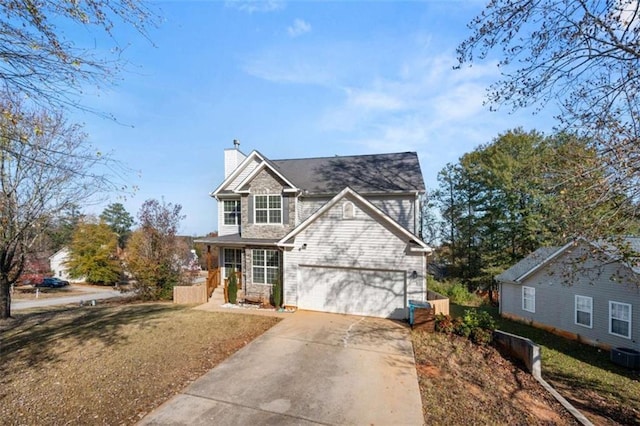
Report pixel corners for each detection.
[233,139,240,150]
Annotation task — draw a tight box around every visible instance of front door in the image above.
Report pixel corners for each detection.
[223,248,243,288]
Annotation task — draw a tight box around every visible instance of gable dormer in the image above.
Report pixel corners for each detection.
[237,162,298,239]
[212,147,299,238]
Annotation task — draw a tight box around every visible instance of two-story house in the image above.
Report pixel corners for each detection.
[198,142,432,319]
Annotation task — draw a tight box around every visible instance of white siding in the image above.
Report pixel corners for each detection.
[298,194,418,234]
[227,157,261,191]
[501,241,640,350]
[368,195,417,233]
[297,197,330,223]
[283,196,425,318]
[49,249,84,283]
[218,200,241,236]
[224,149,246,178]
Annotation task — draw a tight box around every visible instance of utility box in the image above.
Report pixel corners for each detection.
[611,347,640,369]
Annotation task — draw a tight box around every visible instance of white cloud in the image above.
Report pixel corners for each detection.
[243,31,558,184]
[288,18,311,37]
[345,88,404,111]
[225,0,285,13]
[244,54,335,85]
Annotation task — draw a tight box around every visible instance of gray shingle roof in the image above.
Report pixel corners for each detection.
[495,246,562,283]
[496,237,640,283]
[271,152,424,194]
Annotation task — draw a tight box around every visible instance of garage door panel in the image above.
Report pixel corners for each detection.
[298,266,406,318]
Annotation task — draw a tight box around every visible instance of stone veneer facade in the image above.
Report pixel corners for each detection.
[238,168,292,302]
[240,168,296,239]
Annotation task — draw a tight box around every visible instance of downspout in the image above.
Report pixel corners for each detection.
[415,191,420,236]
[278,246,285,310]
[424,251,428,302]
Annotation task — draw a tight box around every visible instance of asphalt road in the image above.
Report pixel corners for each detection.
[11,286,128,311]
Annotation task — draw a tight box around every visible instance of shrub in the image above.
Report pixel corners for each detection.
[227,270,238,304]
[271,276,282,308]
[471,328,494,346]
[435,313,455,334]
[453,317,472,338]
[435,309,496,345]
[461,309,496,330]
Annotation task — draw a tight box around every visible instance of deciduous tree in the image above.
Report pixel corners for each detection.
[0,99,121,318]
[457,0,640,238]
[1,0,157,112]
[125,199,192,300]
[67,220,120,285]
[432,129,634,289]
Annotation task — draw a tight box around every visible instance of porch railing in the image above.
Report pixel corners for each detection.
[206,267,220,298]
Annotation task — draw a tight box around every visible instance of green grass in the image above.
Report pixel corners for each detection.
[450,303,640,423]
[428,278,484,306]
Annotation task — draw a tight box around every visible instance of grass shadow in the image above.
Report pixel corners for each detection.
[0,302,185,373]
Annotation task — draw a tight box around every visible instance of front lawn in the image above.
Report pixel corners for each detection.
[451,304,640,425]
[0,303,280,424]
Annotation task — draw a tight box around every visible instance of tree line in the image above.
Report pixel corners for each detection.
[426,128,640,290]
[63,200,199,300]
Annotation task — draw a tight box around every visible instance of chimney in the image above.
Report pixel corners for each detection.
[224,139,246,178]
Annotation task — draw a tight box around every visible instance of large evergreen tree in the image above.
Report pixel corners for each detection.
[432,129,635,289]
[100,203,134,249]
[457,1,640,239]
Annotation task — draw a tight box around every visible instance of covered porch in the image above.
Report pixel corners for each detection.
[196,234,281,304]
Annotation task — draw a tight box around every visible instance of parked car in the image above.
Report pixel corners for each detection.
[37,277,70,288]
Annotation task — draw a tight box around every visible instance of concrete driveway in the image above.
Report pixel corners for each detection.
[139,311,424,425]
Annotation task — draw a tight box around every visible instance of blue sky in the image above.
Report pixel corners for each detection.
[74,0,557,235]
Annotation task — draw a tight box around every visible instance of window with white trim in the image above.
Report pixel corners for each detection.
[575,295,592,328]
[255,195,281,224]
[252,249,279,284]
[522,286,535,313]
[610,301,632,339]
[223,200,241,225]
[223,248,242,277]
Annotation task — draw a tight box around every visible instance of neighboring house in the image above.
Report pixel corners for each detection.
[49,247,85,283]
[197,142,432,319]
[496,237,640,351]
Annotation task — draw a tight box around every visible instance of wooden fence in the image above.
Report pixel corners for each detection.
[173,284,207,304]
[427,290,450,315]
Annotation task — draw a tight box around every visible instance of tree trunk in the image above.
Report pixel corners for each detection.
[0,275,11,319]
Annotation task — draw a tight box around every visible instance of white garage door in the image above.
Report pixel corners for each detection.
[297,266,406,319]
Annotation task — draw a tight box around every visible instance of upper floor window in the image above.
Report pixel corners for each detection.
[255,195,281,224]
[223,200,241,225]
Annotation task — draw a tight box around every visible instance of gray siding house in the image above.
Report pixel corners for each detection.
[496,238,640,350]
[198,143,431,319]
